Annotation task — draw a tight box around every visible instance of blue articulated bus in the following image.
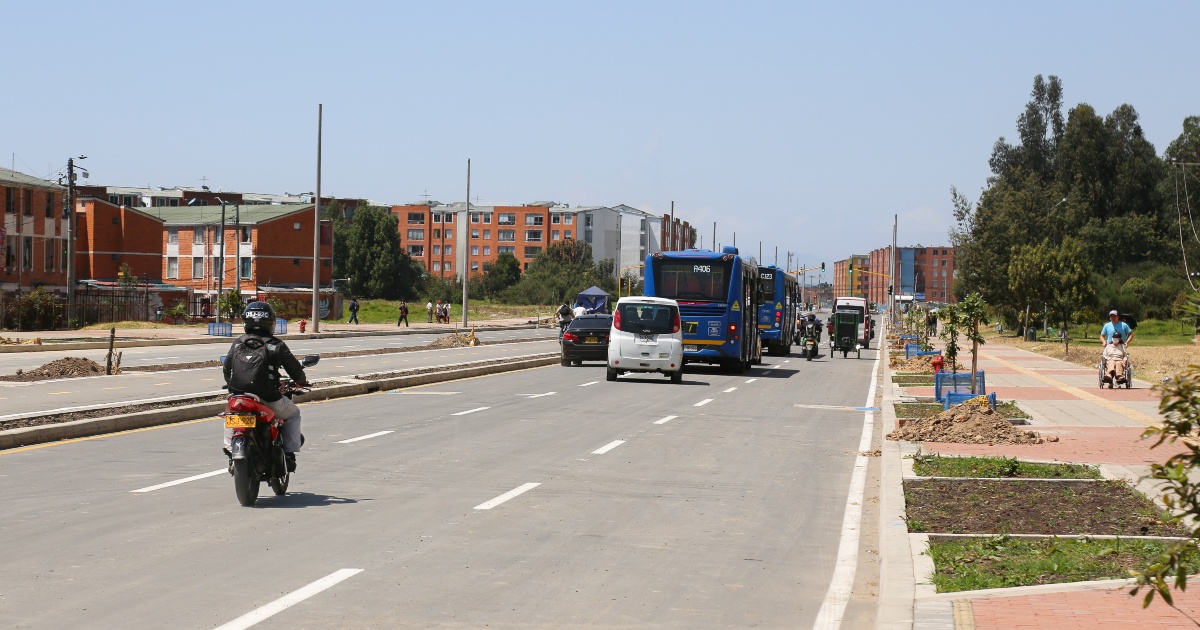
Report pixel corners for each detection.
[644,246,761,372]
[757,265,800,356]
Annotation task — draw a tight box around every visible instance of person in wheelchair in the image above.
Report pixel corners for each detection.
[1101,331,1129,387]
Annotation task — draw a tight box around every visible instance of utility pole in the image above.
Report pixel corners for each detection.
[774,246,778,266]
[462,159,470,327]
[64,156,85,325]
[216,199,227,324]
[234,203,241,298]
[712,222,716,251]
[890,214,898,326]
[311,104,323,333]
[669,201,675,250]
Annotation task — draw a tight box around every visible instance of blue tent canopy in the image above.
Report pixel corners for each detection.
[576,286,610,313]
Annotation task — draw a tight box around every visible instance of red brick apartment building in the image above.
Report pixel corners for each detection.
[2,167,67,293]
[75,199,166,282]
[832,255,870,299]
[134,204,332,299]
[866,245,956,305]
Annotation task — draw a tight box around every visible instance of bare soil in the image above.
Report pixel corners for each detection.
[0,357,107,382]
[888,401,1044,445]
[889,354,936,373]
[904,479,1186,536]
[424,333,480,349]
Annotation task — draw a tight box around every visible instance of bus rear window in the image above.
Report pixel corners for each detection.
[651,259,732,302]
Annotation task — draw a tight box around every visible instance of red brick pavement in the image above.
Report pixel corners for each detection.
[971,586,1200,629]
[923,426,1187,466]
[904,386,1081,400]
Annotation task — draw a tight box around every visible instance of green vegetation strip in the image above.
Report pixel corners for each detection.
[893,376,935,385]
[904,479,1184,536]
[912,454,1100,479]
[927,535,1200,593]
[895,402,1030,420]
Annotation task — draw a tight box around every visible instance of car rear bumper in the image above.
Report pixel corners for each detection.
[563,343,608,360]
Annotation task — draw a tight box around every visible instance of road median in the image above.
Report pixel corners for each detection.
[0,353,557,451]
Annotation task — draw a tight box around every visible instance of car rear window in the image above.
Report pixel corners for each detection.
[567,316,612,331]
[616,303,678,334]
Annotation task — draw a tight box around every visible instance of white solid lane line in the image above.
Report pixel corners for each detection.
[130,469,226,493]
[812,343,881,629]
[654,415,678,425]
[745,378,758,383]
[723,387,737,393]
[452,406,490,416]
[336,430,394,444]
[578,381,599,387]
[783,359,790,363]
[592,440,625,455]
[694,399,713,407]
[474,482,541,510]
[526,391,557,398]
[213,568,363,630]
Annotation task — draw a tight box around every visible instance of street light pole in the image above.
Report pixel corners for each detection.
[64,156,85,325]
[311,104,323,333]
[216,198,227,324]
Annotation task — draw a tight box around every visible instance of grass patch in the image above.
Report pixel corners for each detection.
[893,375,936,386]
[912,453,1100,479]
[894,401,1030,420]
[79,320,205,330]
[927,535,1198,593]
[348,299,547,325]
[904,479,1185,536]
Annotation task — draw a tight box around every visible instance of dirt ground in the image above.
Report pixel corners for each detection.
[0,357,107,382]
[890,354,936,373]
[888,400,1045,445]
[989,334,1200,380]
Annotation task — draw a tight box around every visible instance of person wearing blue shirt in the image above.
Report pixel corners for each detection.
[1100,310,1134,347]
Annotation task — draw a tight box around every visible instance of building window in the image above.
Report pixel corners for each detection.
[61,239,68,270]
[293,258,300,266]
[432,213,442,224]
[167,257,179,279]
[483,229,490,239]
[483,246,491,255]
[525,215,543,226]
[525,230,542,242]
[498,230,516,242]
[432,229,440,239]
[45,192,55,218]
[584,213,593,227]
[471,261,479,272]
[584,230,592,243]
[444,245,452,255]
[240,257,251,279]
[564,214,573,225]
[407,244,425,257]
[23,190,33,216]
[433,245,441,255]
[168,228,178,244]
[4,188,13,214]
[432,261,441,271]
[44,238,56,271]
[444,229,452,239]
[482,213,491,224]
[192,257,204,279]
[498,213,516,225]
[551,214,561,224]
[552,230,560,241]
[564,230,572,239]
[407,229,424,241]
[22,237,32,269]
[524,246,542,258]
[471,229,479,239]
[498,246,515,254]
[408,212,425,224]
[471,245,479,255]
[241,227,251,243]
[194,227,205,244]
[471,212,480,223]
[444,261,452,271]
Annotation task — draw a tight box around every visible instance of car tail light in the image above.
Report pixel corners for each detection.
[672,311,681,333]
[563,332,578,342]
[613,309,622,330]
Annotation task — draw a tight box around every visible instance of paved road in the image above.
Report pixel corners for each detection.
[0,327,557,375]
[0,339,561,419]
[0,342,881,628]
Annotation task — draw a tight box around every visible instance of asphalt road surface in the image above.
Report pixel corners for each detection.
[0,343,881,628]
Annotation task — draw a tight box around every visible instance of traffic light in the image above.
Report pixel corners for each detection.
[821,262,825,272]
[888,285,894,295]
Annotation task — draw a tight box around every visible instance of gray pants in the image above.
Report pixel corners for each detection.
[224,396,302,453]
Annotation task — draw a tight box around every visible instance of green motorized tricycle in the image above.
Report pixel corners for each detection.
[830,309,863,359]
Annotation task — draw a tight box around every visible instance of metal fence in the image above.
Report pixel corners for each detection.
[0,288,153,331]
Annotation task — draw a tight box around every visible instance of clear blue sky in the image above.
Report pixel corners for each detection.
[4,1,1197,275]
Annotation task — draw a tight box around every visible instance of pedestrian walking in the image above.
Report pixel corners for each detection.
[200,294,211,318]
[347,298,360,325]
[426,300,434,323]
[397,301,409,327]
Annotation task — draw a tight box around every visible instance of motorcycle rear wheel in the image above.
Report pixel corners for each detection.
[270,471,290,496]
[233,459,260,507]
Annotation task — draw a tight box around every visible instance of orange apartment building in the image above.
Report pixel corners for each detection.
[2,167,68,294]
[75,199,167,283]
[866,245,956,305]
[832,254,870,299]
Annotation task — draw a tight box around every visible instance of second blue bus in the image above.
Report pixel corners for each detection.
[756,265,801,355]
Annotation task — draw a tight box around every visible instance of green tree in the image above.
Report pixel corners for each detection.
[342,204,423,300]
[958,293,989,392]
[217,290,244,321]
[938,303,964,373]
[482,252,521,298]
[505,239,597,305]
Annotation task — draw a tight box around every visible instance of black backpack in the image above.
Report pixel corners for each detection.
[228,336,279,397]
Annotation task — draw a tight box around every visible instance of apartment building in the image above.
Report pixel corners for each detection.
[832,254,870,299]
[75,198,166,282]
[1,167,67,293]
[866,245,957,305]
[138,204,332,300]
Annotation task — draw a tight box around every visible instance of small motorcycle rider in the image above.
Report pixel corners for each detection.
[555,302,573,337]
[806,313,823,343]
[223,301,309,472]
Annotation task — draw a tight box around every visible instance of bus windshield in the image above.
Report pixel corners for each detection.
[758,270,776,302]
[652,259,732,302]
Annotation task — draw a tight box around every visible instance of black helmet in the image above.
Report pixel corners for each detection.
[243,301,275,336]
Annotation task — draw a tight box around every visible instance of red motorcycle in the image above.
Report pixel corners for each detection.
[221,355,318,506]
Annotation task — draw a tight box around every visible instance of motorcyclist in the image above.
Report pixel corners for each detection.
[806,313,823,343]
[223,301,309,472]
[555,302,573,338]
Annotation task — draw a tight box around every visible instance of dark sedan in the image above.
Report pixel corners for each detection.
[560,314,613,366]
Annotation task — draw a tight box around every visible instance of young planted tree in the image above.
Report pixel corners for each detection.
[958,293,990,393]
[938,303,964,373]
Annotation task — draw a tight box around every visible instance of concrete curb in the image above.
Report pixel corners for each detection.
[0,323,538,354]
[878,330,920,630]
[0,353,557,451]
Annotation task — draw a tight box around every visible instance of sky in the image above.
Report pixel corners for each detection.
[4,1,1198,277]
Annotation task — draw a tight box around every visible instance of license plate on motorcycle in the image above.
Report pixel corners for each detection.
[224,414,256,429]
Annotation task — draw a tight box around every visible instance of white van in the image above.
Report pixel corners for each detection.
[607,296,685,383]
[831,296,874,349]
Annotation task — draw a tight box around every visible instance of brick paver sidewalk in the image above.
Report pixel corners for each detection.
[898,338,1198,629]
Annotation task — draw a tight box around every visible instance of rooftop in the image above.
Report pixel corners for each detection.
[0,167,64,191]
[138,204,316,226]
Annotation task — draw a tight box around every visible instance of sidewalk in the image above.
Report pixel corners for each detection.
[887,338,1193,629]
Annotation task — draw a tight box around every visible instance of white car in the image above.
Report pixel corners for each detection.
[607,296,685,383]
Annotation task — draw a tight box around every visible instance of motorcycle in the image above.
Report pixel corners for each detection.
[802,323,820,361]
[220,354,319,506]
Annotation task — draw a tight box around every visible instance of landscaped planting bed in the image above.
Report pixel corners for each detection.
[912,454,1100,479]
[894,401,1030,421]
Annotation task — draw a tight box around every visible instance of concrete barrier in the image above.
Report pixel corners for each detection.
[0,353,557,451]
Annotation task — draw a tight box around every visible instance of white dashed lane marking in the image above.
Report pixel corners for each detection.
[578,381,599,387]
[723,387,737,393]
[336,431,394,444]
[214,568,363,630]
[474,483,541,510]
[694,399,713,407]
[452,407,490,416]
[745,378,757,383]
[130,469,226,493]
[654,415,678,425]
[592,440,625,455]
[526,392,557,398]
